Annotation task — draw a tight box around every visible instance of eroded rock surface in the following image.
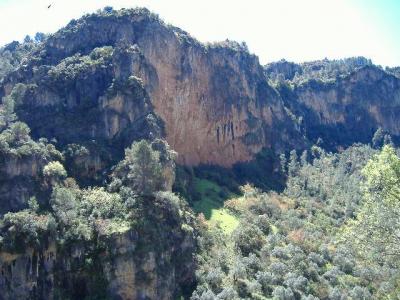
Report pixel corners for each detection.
[1,8,303,169]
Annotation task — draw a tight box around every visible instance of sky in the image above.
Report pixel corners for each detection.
[0,0,399,67]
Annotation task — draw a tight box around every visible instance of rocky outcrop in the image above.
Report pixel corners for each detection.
[0,156,43,214]
[0,230,195,299]
[0,191,197,300]
[277,65,400,147]
[128,33,296,166]
[12,48,163,182]
[0,137,61,215]
[1,6,400,300]
[1,8,304,170]
[2,10,400,170]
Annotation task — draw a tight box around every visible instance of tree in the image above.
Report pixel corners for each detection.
[0,210,54,251]
[43,161,67,185]
[280,153,287,175]
[113,140,163,196]
[342,145,400,266]
[9,122,30,142]
[233,223,266,256]
[49,187,92,241]
[288,150,299,177]
[34,32,46,43]
[50,187,78,226]
[383,134,393,147]
[103,6,114,13]
[0,96,16,128]
[372,127,384,149]
[23,35,33,43]
[300,150,308,166]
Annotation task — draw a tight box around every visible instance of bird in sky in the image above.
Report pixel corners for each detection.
[47,4,52,9]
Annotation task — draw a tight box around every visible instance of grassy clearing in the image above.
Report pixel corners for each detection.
[192,178,239,234]
[208,208,239,234]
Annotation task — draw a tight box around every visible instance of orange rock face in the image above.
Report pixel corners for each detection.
[119,24,293,166]
[1,9,303,168]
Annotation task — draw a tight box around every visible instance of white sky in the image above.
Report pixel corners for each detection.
[0,0,399,67]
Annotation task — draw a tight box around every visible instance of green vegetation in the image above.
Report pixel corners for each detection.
[386,66,400,78]
[192,179,226,216]
[111,140,164,196]
[48,46,114,86]
[0,38,43,82]
[208,209,239,234]
[1,7,400,299]
[342,145,400,267]
[0,133,197,298]
[0,137,192,247]
[43,161,67,178]
[190,178,238,234]
[266,57,373,86]
[0,97,61,160]
[193,142,400,299]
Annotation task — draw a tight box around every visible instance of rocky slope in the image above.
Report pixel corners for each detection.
[0,119,63,215]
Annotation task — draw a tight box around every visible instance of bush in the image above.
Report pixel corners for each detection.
[43,161,67,179]
[0,210,55,251]
[233,223,266,256]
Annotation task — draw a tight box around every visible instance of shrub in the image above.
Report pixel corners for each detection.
[0,210,54,251]
[233,223,266,256]
[43,161,67,179]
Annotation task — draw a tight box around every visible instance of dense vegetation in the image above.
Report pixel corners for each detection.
[0,98,197,298]
[0,97,193,245]
[192,141,400,299]
[0,34,45,82]
[265,57,374,86]
[1,6,400,300]
[1,74,400,299]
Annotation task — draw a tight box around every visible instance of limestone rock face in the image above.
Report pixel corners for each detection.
[278,65,400,147]
[2,10,400,170]
[1,8,303,170]
[0,147,58,215]
[130,31,292,166]
[0,224,196,300]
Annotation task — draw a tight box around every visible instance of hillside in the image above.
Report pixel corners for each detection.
[0,7,400,300]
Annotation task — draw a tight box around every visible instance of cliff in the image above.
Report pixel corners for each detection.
[269,60,400,147]
[1,7,400,299]
[0,119,63,215]
[0,197,197,300]
[1,8,304,171]
[2,11,400,171]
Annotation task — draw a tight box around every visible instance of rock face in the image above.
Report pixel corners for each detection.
[8,47,164,183]
[274,64,400,147]
[1,10,400,170]
[129,35,294,166]
[1,8,303,170]
[1,7,400,300]
[0,193,197,300]
[0,230,195,300]
[0,156,43,214]
[0,130,62,215]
